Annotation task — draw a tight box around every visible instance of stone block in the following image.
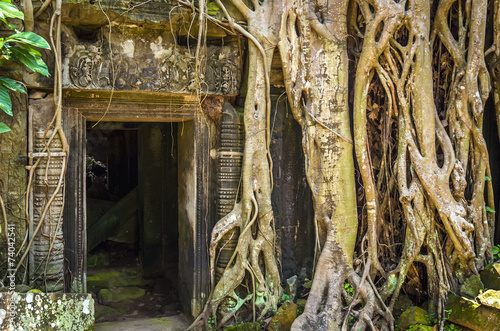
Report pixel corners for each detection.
[480,262,500,290]
[97,287,145,305]
[95,303,119,320]
[397,307,431,331]
[224,322,261,330]
[393,295,414,320]
[476,289,500,309]
[0,292,94,330]
[404,326,434,331]
[446,292,500,331]
[268,302,298,331]
[460,274,484,298]
[86,269,154,293]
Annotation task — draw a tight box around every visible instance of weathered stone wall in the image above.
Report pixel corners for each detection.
[269,92,315,281]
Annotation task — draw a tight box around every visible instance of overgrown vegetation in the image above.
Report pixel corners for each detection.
[0,0,49,133]
[0,0,67,290]
[4,0,498,328]
[182,0,500,330]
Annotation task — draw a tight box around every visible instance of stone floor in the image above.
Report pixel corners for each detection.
[88,242,187,330]
[95,314,190,330]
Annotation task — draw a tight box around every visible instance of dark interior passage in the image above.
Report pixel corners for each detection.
[85,121,181,322]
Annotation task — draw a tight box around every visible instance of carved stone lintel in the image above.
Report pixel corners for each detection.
[66,44,241,96]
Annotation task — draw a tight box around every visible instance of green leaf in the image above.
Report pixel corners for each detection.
[0,85,12,115]
[0,122,11,133]
[7,32,50,49]
[486,206,495,213]
[0,2,23,20]
[0,76,25,93]
[493,245,500,256]
[485,176,491,181]
[8,47,49,76]
[0,17,16,30]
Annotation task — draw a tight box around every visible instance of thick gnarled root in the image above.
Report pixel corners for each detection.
[292,236,389,331]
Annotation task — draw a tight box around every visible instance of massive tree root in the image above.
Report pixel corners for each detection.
[186,0,284,328]
[186,0,496,329]
[352,0,494,328]
[278,1,385,329]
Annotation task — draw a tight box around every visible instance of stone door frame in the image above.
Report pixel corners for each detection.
[62,90,215,317]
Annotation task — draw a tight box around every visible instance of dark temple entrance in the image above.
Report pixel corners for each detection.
[59,91,216,319]
[85,121,181,321]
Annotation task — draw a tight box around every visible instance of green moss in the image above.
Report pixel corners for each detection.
[397,307,431,331]
[407,325,434,331]
[446,293,500,330]
[87,269,154,292]
[224,322,261,330]
[97,287,146,304]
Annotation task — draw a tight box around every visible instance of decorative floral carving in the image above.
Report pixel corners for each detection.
[67,47,240,95]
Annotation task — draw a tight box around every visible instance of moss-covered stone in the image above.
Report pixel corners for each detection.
[87,269,154,292]
[108,299,137,313]
[460,274,484,298]
[476,289,500,309]
[268,301,298,331]
[87,252,110,268]
[224,322,262,330]
[446,292,500,331]
[97,287,145,305]
[393,295,414,320]
[397,307,431,331]
[405,325,434,331]
[480,262,500,290]
[95,303,119,320]
[0,292,94,330]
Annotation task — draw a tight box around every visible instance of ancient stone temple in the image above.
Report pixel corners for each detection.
[0,0,314,324]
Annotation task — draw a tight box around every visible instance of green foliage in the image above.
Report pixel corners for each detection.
[485,206,495,213]
[344,282,354,295]
[208,315,217,330]
[0,0,50,132]
[444,321,464,331]
[0,0,23,29]
[0,121,10,132]
[493,244,500,260]
[280,293,290,303]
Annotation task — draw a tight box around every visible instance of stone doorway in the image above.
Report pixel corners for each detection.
[85,121,181,322]
[26,90,216,319]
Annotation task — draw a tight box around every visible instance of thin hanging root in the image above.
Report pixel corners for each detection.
[0,195,7,236]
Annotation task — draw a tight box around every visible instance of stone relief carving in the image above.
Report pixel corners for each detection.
[67,46,241,95]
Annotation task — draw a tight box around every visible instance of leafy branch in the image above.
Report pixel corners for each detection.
[0,0,50,133]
